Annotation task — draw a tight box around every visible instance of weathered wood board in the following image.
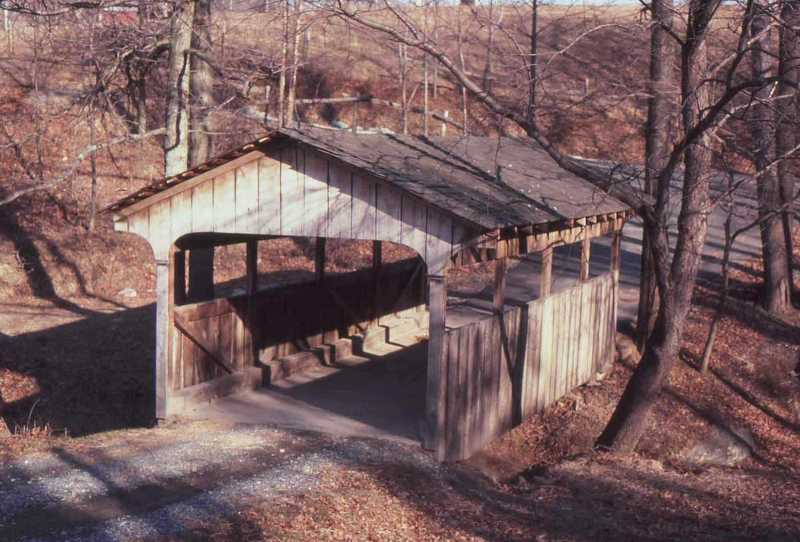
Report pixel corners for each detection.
[441,273,616,460]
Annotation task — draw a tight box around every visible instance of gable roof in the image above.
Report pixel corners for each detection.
[105,126,630,230]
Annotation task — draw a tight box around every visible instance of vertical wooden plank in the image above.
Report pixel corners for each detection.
[167,249,177,396]
[425,273,448,461]
[571,291,582,388]
[578,282,592,384]
[246,240,258,366]
[328,162,352,238]
[401,194,427,259]
[376,184,403,243]
[171,190,193,241]
[154,259,169,418]
[563,291,574,393]
[281,145,304,235]
[461,324,474,457]
[372,240,382,325]
[174,251,186,306]
[128,209,150,239]
[580,236,590,282]
[493,259,507,314]
[598,277,617,369]
[526,301,543,416]
[540,247,553,297]
[548,296,559,408]
[560,293,571,399]
[445,330,461,460]
[425,209,452,275]
[149,201,172,258]
[258,154,282,234]
[491,316,502,439]
[236,159,260,234]
[351,173,375,240]
[213,169,236,233]
[214,313,230,375]
[181,333,194,388]
[469,322,480,454]
[315,238,326,283]
[192,182,214,233]
[303,150,329,237]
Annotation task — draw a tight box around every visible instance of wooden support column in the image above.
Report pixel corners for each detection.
[315,237,326,283]
[174,250,186,306]
[611,230,621,282]
[424,273,448,461]
[154,257,170,420]
[246,240,258,294]
[372,240,382,325]
[580,237,590,282]
[188,247,214,302]
[540,247,553,297]
[246,240,258,365]
[493,258,507,314]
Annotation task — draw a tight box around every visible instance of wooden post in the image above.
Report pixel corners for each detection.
[611,230,621,282]
[246,240,258,294]
[372,240,382,325]
[540,247,553,297]
[494,258,507,314]
[580,237,590,282]
[187,247,214,302]
[315,237,326,283]
[154,257,170,420]
[174,250,186,306]
[246,240,258,365]
[424,273,448,460]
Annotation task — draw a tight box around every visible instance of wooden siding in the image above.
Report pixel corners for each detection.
[442,274,616,460]
[115,143,472,274]
[169,259,425,392]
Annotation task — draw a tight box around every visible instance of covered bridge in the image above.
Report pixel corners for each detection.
[106,127,632,461]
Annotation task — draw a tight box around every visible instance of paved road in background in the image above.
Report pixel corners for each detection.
[453,166,764,326]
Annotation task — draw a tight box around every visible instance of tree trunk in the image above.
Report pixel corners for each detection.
[483,0,495,93]
[277,0,289,126]
[636,0,675,349]
[701,175,735,373]
[457,5,468,134]
[776,0,799,296]
[598,0,719,451]
[751,2,792,314]
[164,0,195,177]
[527,0,538,125]
[286,0,303,127]
[189,0,215,168]
[186,0,216,301]
[399,42,408,134]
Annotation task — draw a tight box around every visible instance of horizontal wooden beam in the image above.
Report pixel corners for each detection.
[451,210,632,267]
[175,233,277,250]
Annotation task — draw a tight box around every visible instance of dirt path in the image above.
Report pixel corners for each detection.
[2,420,798,541]
[0,422,443,541]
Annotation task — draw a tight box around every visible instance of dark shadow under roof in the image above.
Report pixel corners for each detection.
[107,126,630,230]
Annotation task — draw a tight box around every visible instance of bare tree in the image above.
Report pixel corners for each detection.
[164,0,195,177]
[189,0,215,167]
[636,0,676,349]
[749,0,792,314]
[776,0,799,296]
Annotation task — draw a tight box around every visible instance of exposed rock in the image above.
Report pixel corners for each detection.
[0,414,9,437]
[117,287,138,298]
[681,423,755,467]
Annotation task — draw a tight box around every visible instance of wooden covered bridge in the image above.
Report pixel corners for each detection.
[106,127,632,461]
